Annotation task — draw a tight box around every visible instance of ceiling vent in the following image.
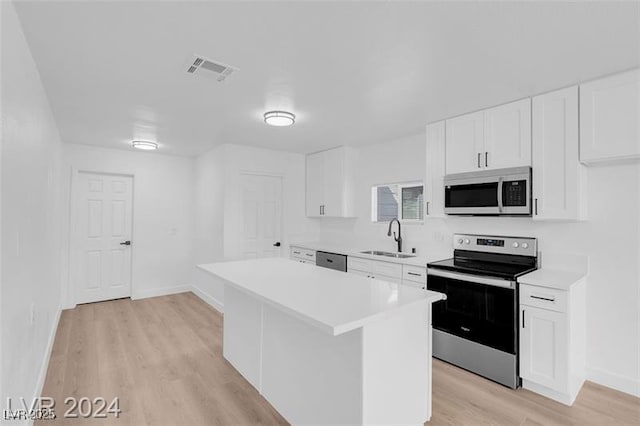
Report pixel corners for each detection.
[185,55,238,82]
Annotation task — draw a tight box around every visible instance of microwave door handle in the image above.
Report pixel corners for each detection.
[497,177,504,213]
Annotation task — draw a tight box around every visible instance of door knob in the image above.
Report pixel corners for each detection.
[120,241,131,246]
[273,242,281,247]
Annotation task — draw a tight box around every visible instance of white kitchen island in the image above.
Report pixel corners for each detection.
[198,258,445,425]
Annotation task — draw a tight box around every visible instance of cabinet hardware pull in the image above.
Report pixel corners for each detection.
[407,272,422,276]
[477,153,481,168]
[534,198,538,215]
[485,152,488,167]
[530,295,555,302]
[426,201,430,215]
[522,310,525,328]
[293,251,300,254]
[305,253,313,257]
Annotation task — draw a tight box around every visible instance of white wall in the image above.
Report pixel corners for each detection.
[222,144,317,259]
[1,0,64,409]
[315,134,640,397]
[192,144,318,310]
[60,144,194,306]
[192,145,226,309]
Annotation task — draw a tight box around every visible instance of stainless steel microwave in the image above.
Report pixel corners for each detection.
[444,166,532,216]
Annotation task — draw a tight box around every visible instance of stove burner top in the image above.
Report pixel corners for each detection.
[427,256,536,280]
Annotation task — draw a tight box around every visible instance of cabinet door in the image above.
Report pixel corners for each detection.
[483,98,532,169]
[532,86,585,221]
[321,147,345,217]
[425,121,446,218]
[305,152,324,217]
[372,274,402,285]
[349,269,372,278]
[580,69,640,164]
[520,306,568,392]
[401,280,424,290]
[445,111,484,174]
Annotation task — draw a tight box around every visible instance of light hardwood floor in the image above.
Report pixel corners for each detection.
[39,293,639,425]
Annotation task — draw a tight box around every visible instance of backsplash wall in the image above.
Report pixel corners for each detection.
[315,133,640,397]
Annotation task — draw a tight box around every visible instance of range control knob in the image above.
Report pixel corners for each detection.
[522,243,529,249]
[464,239,471,245]
[512,242,520,248]
[458,238,464,245]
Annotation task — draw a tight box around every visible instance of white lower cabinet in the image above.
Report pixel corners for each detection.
[347,257,427,288]
[347,257,402,284]
[520,305,567,391]
[519,281,586,405]
[290,246,316,264]
[402,265,427,289]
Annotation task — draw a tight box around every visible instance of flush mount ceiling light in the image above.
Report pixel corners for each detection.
[131,140,158,150]
[264,111,295,126]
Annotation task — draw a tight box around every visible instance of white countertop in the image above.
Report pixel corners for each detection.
[199,258,446,336]
[289,241,451,267]
[518,268,587,291]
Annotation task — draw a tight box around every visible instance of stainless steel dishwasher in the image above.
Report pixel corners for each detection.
[315,251,347,272]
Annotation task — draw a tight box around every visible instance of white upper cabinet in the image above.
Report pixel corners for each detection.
[532,86,587,221]
[306,146,356,218]
[483,98,532,170]
[305,153,324,217]
[580,69,640,164]
[445,111,484,174]
[445,99,531,174]
[321,147,345,217]
[425,121,446,218]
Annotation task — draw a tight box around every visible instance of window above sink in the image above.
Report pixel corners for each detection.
[371,181,424,223]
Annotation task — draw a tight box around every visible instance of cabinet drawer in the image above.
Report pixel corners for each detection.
[403,265,427,284]
[348,257,374,272]
[520,284,567,313]
[290,247,316,262]
[372,261,402,279]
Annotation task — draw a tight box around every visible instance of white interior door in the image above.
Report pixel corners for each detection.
[241,174,282,259]
[75,172,133,304]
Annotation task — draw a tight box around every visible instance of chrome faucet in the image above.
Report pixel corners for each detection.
[387,218,402,253]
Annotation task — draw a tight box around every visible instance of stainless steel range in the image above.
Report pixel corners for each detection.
[427,234,538,388]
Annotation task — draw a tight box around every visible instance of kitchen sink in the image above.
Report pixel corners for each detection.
[360,250,415,259]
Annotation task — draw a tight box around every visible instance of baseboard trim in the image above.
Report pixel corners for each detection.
[522,379,575,405]
[32,305,62,418]
[587,366,640,398]
[131,285,191,300]
[191,285,224,313]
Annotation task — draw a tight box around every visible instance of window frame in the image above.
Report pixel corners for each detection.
[370,181,425,224]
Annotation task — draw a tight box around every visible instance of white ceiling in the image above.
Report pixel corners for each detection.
[13,1,640,156]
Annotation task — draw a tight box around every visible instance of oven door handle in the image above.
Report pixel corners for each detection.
[427,268,515,289]
[497,177,504,213]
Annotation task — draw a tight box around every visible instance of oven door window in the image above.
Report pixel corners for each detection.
[445,182,499,208]
[427,274,516,354]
